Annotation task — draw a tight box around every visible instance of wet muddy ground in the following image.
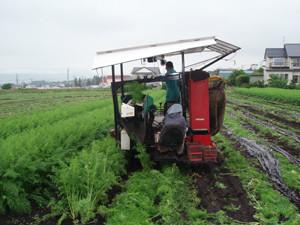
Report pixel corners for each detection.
[227,100,300,131]
[227,102,300,159]
[223,127,300,208]
[193,168,256,222]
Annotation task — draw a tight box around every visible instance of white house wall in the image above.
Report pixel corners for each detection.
[264,56,299,84]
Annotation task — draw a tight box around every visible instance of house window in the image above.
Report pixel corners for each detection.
[272,58,286,66]
[279,74,288,80]
[292,58,300,67]
[292,75,300,84]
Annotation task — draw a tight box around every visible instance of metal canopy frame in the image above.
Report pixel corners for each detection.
[92,37,240,138]
[93,37,240,70]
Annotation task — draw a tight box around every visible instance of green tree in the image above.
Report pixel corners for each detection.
[1,83,13,89]
[236,75,250,86]
[252,67,264,76]
[227,70,246,86]
[251,80,265,88]
[287,79,298,89]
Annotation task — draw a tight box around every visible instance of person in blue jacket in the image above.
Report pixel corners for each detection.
[164,61,181,114]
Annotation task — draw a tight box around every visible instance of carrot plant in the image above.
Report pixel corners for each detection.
[104,166,238,225]
[0,88,110,118]
[51,138,126,224]
[0,99,110,139]
[0,106,113,214]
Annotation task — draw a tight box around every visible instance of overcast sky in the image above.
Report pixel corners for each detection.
[1,0,300,83]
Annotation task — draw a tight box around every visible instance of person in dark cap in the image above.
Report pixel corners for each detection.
[164,61,180,114]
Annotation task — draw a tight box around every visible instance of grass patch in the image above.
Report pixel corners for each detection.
[233,87,300,106]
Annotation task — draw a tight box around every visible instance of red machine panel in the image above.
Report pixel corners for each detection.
[189,79,210,130]
[188,77,212,145]
[187,71,217,162]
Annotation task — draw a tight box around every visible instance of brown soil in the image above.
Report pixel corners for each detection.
[228,101,300,131]
[228,103,300,159]
[222,129,300,209]
[266,134,300,158]
[239,114,300,159]
[193,168,256,223]
[0,206,79,225]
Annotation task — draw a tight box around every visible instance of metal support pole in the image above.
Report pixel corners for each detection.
[199,52,232,70]
[120,63,124,97]
[181,52,187,118]
[111,65,119,140]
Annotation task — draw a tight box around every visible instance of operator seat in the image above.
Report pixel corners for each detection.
[158,104,187,154]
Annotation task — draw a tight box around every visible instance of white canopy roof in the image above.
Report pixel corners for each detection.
[92,36,240,70]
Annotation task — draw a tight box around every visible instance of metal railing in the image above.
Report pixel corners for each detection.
[268,62,289,68]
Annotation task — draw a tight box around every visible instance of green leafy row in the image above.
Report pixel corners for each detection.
[104,165,239,225]
[51,138,126,224]
[233,87,300,106]
[0,99,110,139]
[0,105,113,214]
[0,89,110,118]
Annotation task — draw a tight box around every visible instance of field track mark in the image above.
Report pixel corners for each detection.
[223,128,300,209]
[240,115,300,163]
[227,100,300,131]
[227,105,300,160]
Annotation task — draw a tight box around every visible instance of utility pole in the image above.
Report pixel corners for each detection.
[67,68,70,86]
[282,36,286,45]
[16,74,19,85]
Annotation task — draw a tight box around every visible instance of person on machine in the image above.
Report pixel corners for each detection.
[164,61,181,114]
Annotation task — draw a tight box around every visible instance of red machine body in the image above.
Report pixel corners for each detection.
[187,75,217,162]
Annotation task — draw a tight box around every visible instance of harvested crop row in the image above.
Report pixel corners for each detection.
[0,99,111,139]
[214,134,300,224]
[233,87,300,106]
[0,106,113,214]
[226,105,300,158]
[227,99,300,132]
[223,110,300,208]
[51,137,126,224]
[227,90,300,114]
[230,102,300,140]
